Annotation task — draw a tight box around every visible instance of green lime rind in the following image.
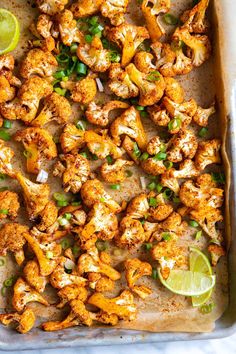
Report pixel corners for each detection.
[0,9,20,55]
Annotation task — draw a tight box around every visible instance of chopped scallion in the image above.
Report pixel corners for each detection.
[53,70,67,79]
[147,181,156,190]
[195,230,202,240]
[109,51,121,63]
[162,232,172,241]
[149,197,157,207]
[3,120,12,129]
[133,142,141,157]
[211,172,225,184]
[164,160,173,169]
[64,213,72,220]
[189,220,199,228]
[76,62,87,75]
[152,268,158,280]
[70,43,78,53]
[153,152,167,161]
[56,53,70,64]
[163,188,173,199]
[198,127,208,138]
[60,238,71,249]
[168,117,181,131]
[110,184,121,190]
[200,302,215,314]
[0,209,8,215]
[147,70,161,81]
[71,201,81,206]
[136,105,145,111]
[54,87,67,96]
[144,243,153,251]
[85,34,93,43]
[3,276,14,287]
[140,152,149,161]
[0,258,5,266]
[72,245,80,256]
[106,155,113,165]
[57,200,68,207]
[156,183,163,193]
[53,192,67,202]
[0,129,10,141]
[125,170,133,177]
[96,240,108,251]
[76,120,87,130]
[163,13,179,25]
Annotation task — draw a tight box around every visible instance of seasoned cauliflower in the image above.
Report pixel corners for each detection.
[115,216,145,248]
[126,193,149,219]
[0,190,20,220]
[0,223,28,265]
[30,14,55,52]
[77,36,111,72]
[160,170,180,195]
[85,100,129,127]
[0,54,21,103]
[167,129,198,163]
[108,63,139,99]
[208,244,225,266]
[159,211,186,236]
[124,258,152,299]
[122,136,141,164]
[107,24,149,67]
[60,123,85,153]
[70,0,103,18]
[53,153,90,193]
[100,158,133,183]
[195,139,221,170]
[12,278,49,312]
[56,10,82,46]
[20,48,57,79]
[134,51,156,74]
[171,159,200,179]
[0,309,36,334]
[84,130,123,159]
[87,273,114,292]
[126,63,166,106]
[59,205,87,226]
[110,106,147,149]
[0,140,15,177]
[141,157,166,176]
[0,75,15,103]
[23,260,47,293]
[164,77,185,103]
[193,103,215,127]
[146,135,163,155]
[36,0,69,15]
[149,193,174,221]
[62,76,97,104]
[180,0,209,34]
[57,284,88,308]
[100,0,129,26]
[147,105,170,127]
[31,92,72,127]
[35,201,58,232]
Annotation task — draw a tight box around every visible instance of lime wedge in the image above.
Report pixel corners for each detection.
[190,246,214,307]
[0,9,20,55]
[158,268,215,296]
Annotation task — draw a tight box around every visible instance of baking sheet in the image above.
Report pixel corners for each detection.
[0,0,229,336]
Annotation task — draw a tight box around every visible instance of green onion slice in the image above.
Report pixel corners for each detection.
[147,70,161,81]
[163,13,179,25]
[168,117,181,131]
[0,130,10,141]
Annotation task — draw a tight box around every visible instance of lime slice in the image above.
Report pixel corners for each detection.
[0,9,20,55]
[190,246,214,307]
[158,268,215,296]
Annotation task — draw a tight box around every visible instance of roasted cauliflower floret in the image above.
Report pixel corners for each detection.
[171,159,200,179]
[149,193,174,221]
[147,105,170,127]
[85,100,129,127]
[124,258,152,299]
[23,260,47,293]
[77,36,111,72]
[60,123,85,153]
[160,170,180,195]
[141,157,166,176]
[0,140,15,177]
[126,63,166,106]
[59,205,87,226]
[56,10,82,46]
[100,158,133,183]
[167,129,198,163]
[208,244,226,267]
[31,92,72,127]
[164,77,185,103]
[107,24,149,67]
[70,0,103,18]
[20,48,57,79]
[57,284,88,308]
[53,153,90,193]
[62,76,97,104]
[110,106,147,149]
[36,201,58,232]
[0,190,20,220]
[0,223,28,265]
[0,54,21,103]
[134,51,156,74]
[126,193,149,219]
[87,273,114,292]
[12,278,49,312]
[0,309,36,334]
[116,216,145,249]
[36,0,69,15]
[180,0,209,34]
[193,103,215,127]
[81,179,121,213]
[195,139,221,170]
[0,76,15,103]
[84,130,123,159]
[108,63,139,99]
[159,211,186,236]
[100,0,129,26]
[29,14,55,51]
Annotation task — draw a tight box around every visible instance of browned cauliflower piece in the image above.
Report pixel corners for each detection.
[20,48,57,79]
[141,157,166,176]
[0,309,36,334]
[12,278,49,312]
[77,36,111,72]
[62,76,97,104]
[124,258,152,299]
[35,201,58,232]
[171,159,200,179]
[59,205,87,226]
[180,0,209,34]
[193,103,215,127]
[147,105,170,127]
[100,158,133,183]
[60,123,85,153]
[14,127,57,174]
[0,223,28,265]
[126,63,166,106]
[87,273,114,292]
[146,136,163,155]
[84,130,122,159]
[115,216,145,249]
[149,193,174,221]
[195,139,221,170]
[23,260,47,293]
[108,63,139,99]
[107,24,149,67]
[70,0,103,18]
[110,106,147,149]
[88,290,137,321]
[53,153,90,193]
[0,76,15,103]
[29,14,55,52]
[126,193,149,219]
[57,284,88,308]
[81,179,121,213]
[0,190,19,220]
[167,129,198,163]
[160,170,180,195]
[208,244,226,267]
[36,0,69,15]
[164,77,185,103]
[159,211,186,236]
[31,92,72,127]
[100,0,129,26]
[134,51,156,74]
[85,100,129,127]
[0,54,20,103]
[56,10,82,46]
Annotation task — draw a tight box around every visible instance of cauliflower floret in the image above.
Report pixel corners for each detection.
[143,220,160,241]
[56,10,82,46]
[31,92,72,127]
[180,0,209,34]
[20,48,58,79]
[59,205,87,226]
[208,244,225,266]
[0,140,15,177]
[167,129,198,162]
[141,0,170,42]
[62,76,97,104]
[101,158,133,183]
[57,284,88,308]
[100,0,129,26]
[0,54,20,103]
[30,14,55,52]
[193,103,215,127]
[0,309,36,334]
[107,24,149,67]
[0,76,15,103]
[78,246,121,280]
[35,201,58,232]
[79,203,118,249]
[159,211,186,235]
[108,63,139,99]
[141,157,166,176]
[164,77,185,103]
[87,273,114,292]
[160,170,180,195]
[16,172,50,220]
[0,190,20,220]
[53,153,90,193]
[70,0,103,18]
[149,193,174,221]
[77,36,111,72]
[171,159,200,179]
[110,106,147,148]
[81,179,121,213]
[147,105,170,127]
[134,51,156,74]
[116,216,145,249]
[84,130,123,159]
[126,193,149,219]
[195,139,221,170]
[0,223,28,265]
[14,127,57,174]
[124,258,152,299]
[88,290,137,321]
[146,136,163,155]
[12,278,49,312]
[85,100,129,127]
[60,123,85,153]
[36,0,69,15]
[126,63,166,106]
[23,260,47,293]
[122,136,140,164]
